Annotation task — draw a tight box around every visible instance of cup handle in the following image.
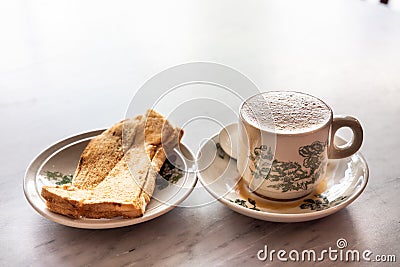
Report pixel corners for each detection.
[328,116,363,159]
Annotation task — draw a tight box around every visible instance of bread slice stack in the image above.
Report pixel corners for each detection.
[41,110,183,219]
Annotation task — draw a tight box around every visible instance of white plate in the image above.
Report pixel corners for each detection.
[24,129,197,229]
[197,134,369,223]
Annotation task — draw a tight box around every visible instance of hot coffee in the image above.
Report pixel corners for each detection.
[240,91,331,134]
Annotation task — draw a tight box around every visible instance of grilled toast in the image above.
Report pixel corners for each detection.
[41,110,182,218]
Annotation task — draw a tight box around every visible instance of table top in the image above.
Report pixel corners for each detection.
[1,0,399,266]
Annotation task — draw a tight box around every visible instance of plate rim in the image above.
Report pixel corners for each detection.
[197,133,369,223]
[23,129,197,229]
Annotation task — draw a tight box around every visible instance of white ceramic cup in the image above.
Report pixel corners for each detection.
[237,91,363,200]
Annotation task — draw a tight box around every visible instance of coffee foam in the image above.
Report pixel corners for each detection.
[241,91,331,133]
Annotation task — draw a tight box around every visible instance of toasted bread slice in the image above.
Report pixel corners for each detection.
[41,110,182,218]
[41,149,157,218]
[72,115,143,190]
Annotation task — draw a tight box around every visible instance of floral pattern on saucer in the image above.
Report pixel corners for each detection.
[44,171,73,186]
[228,198,260,211]
[156,157,185,190]
[300,194,348,211]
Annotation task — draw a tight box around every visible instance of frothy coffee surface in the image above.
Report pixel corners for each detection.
[241,91,331,133]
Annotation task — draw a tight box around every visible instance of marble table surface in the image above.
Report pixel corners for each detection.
[1,0,399,266]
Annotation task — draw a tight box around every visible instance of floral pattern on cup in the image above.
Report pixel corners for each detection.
[249,141,327,192]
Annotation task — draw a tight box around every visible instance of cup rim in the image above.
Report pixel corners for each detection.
[239,90,333,136]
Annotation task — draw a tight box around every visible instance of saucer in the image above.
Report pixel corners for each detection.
[218,123,238,159]
[24,129,197,229]
[197,134,369,222]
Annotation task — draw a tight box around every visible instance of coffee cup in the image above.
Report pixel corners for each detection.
[236,91,363,200]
